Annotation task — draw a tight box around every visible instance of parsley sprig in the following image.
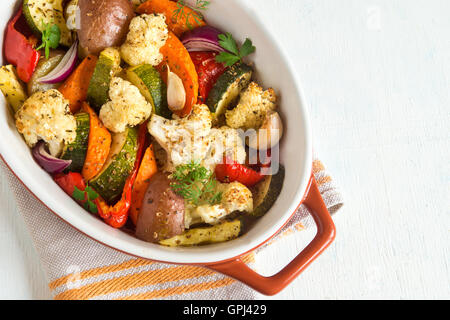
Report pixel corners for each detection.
[216,33,256,67]
[171,161,222,206]
[73,185,99,214]
[36,21,60,59]
[173,0,210,30]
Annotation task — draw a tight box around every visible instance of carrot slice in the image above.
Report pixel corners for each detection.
[137,0,206,37]
[58,55,98,113]
[130,145,158,225]
[157,31,198,117]
[81,102,112,181]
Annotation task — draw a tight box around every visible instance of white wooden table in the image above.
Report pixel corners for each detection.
[0,0,449,299]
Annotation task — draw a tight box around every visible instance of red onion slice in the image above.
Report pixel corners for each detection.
[181,26,225,52]
[37,40,78,84]
[32,141,72,174]
[183,40,223,52]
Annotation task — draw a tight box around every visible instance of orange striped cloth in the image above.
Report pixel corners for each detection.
[0,157,343,300]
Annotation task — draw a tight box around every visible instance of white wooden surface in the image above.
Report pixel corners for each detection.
[0,0,449,299]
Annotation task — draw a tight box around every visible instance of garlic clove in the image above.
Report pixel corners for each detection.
[247,111,283,150]
[167,66,186,112]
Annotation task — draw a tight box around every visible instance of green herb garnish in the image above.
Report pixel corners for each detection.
[72,186,86,201]
[36,21,61,59]
[173,0,210,30]
[73,185,99,214]
[216,33,256,67]
[171,161,222,206]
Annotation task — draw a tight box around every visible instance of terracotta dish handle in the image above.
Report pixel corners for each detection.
[207,174,336,296]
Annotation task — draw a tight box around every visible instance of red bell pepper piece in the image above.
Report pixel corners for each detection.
[190,52,227,103]
[96,123,148,228]
[4,8,40,83]
[54,172,88,204]
[215,157,265,187]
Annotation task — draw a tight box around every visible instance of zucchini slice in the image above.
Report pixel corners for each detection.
[0,65,27,113]
[23,0,73,47]
[126,65,172,119]
[159,219,243,247]
[61,112,90,172]
[89,127,138,204]
[87,48,121,111]
[206,63,252,120]
[250,165,285,217]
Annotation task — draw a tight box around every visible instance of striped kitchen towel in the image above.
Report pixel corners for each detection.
[0,157,343,300]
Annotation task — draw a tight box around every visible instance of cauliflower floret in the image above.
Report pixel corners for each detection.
[186,205,227,227]
[120,14,168,67]
[185,182,253,228]
[148,105,247,172]
[225,82,277,130]
[99,77,152,133]
[218,181,254,213]
[148,104,212,171]
[15,89,76,157]
[204,126,246,171]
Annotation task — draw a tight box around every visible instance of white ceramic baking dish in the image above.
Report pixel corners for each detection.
[0,0,335,295]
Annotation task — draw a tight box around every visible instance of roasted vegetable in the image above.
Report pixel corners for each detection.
[87,48,121,111]
[130,145,158,226]
[206,63,252,121]
[23,0,73,47]
[61,112,90,173]
[95,124,147,228]
[250,165,285,217]
[157,31,199,117]
[166,67,186,112]
[137,0,206,37]
[15,89,77,157]
[89,127,138,204]
[225,82,277,131]
[58,55,98,113]
[4,8,40,83]
[246,111,284,150]
[135,172,185,243]
[0,65,28,113]
[78,0,135,55]
[126,64,171,118]
[190,51,227,103]
[159,219,242,247]
[99,77,152,133]
[81,103,112,181]
[27,51,64,95]
[215,157,264,187]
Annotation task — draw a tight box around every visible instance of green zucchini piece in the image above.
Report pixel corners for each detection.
[89,127,138,204]
[61,112,90,172]
[206,63,253,119]
[87,48,121,111]
[23,0,73,46]
[159,219,243,247]
[126,64,171,119]
[250,165,285,217]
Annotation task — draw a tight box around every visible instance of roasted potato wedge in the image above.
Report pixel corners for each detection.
[135,172,185,243]
[78,0,135,55]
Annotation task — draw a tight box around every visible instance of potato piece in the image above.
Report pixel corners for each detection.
[78,0,135,55]
[135,172,185,243]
